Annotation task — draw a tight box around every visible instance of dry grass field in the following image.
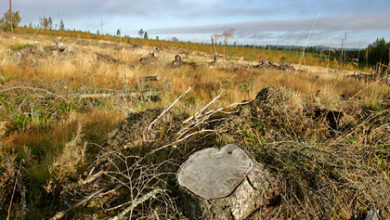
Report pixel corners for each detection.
[0,31,389,219]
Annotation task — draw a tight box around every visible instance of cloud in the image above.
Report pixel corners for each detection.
[0,0,388,47]
[2,0,272,20]
[150,15,390,35]
[148,14,390,48]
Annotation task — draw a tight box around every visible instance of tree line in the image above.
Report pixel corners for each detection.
[0,10,65,31]
[348,38,389,67]
[37,16,65,31]
[237,39,389,68]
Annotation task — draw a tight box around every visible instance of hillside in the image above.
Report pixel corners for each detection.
[0,31,389,219]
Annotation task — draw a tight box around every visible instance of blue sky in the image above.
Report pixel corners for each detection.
[2,0,390,48]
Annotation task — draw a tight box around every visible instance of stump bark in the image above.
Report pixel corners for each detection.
[177,144,280,220]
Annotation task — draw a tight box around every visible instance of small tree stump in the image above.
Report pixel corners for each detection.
[177,144,280,220]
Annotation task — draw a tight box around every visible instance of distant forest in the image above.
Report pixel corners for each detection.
[346,38,390,67]
[245,38,390,68]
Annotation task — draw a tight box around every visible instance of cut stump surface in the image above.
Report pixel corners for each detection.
[178,144,253,199]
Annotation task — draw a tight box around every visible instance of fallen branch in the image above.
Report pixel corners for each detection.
[0,86,57,97]
[78,91,157,99]
[108,188,165,220]
[0,86,158,99]
[81,170,105,185]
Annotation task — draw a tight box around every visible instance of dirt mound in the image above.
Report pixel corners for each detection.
[49,87,390,220]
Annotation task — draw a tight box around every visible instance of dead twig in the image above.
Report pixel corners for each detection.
[81,170,105,185]
[178,100,251,139]
[108,188,165,220]
[131,129,215,170]
[142,87,191,140]
[6,172,18,220]
[183,90,224,124]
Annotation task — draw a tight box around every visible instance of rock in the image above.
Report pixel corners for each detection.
[177,144,280,220]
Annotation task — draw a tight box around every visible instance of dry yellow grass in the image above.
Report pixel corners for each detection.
[1,32,387,109]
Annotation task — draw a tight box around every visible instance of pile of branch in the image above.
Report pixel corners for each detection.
[248,59,295,71]
[347,73,390,84]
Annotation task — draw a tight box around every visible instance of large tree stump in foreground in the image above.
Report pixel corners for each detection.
[177,144,280,220]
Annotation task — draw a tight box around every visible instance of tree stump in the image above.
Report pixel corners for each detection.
[172,55,182,67]
[177,144,280,220]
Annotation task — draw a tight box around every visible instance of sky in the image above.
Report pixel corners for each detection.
[2,0,390,48]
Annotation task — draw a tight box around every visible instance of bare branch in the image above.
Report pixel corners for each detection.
[6,172,17,220]
[143,87,191,140]
[108,188,165,220]
[183,90,224,124]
